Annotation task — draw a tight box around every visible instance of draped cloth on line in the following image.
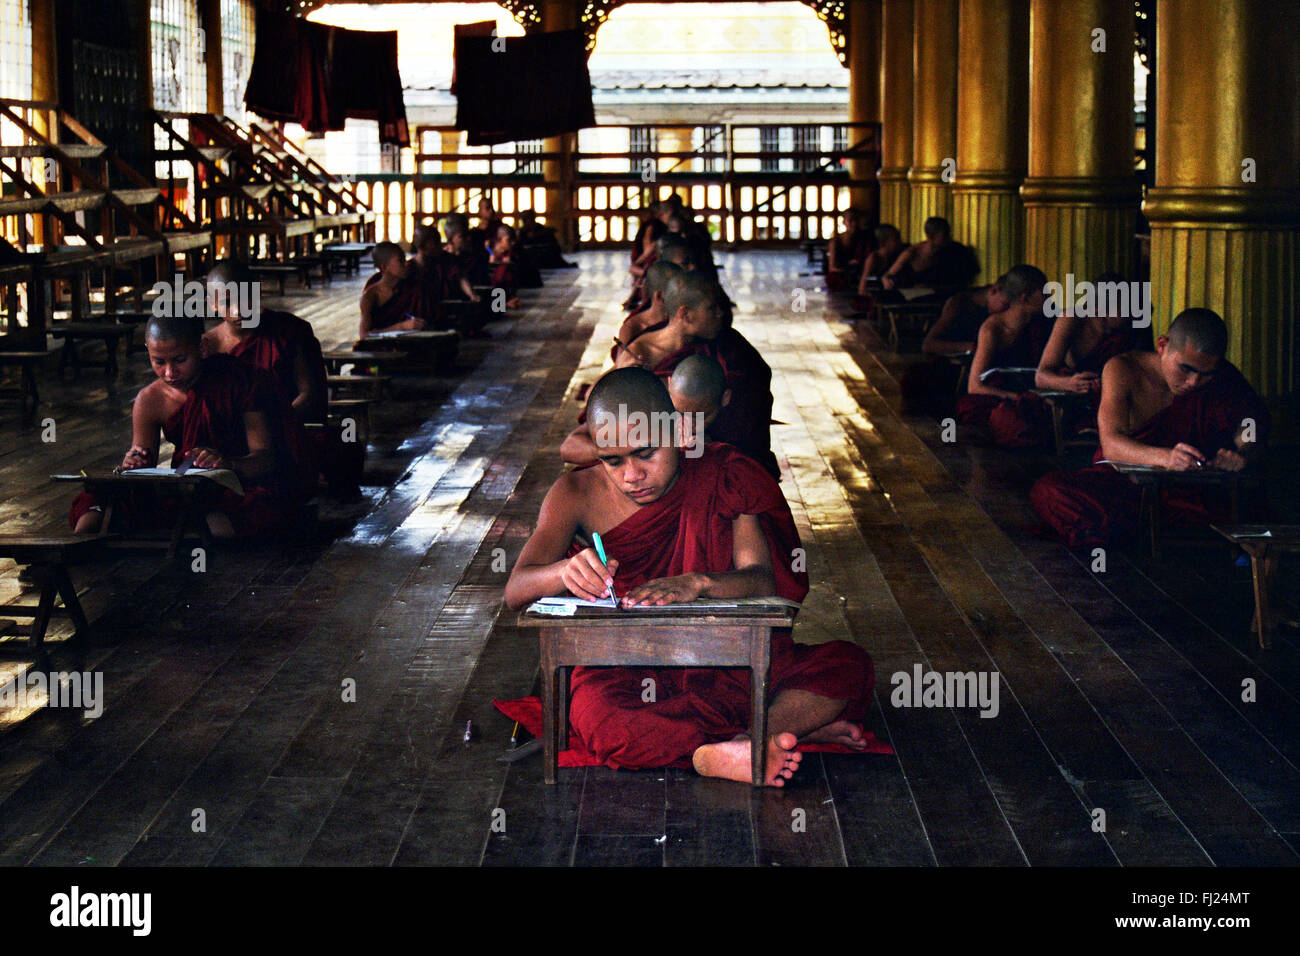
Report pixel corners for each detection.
[1029,361,1269,549]
[549,444,876,771]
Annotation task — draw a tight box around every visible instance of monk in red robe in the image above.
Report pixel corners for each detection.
[359,242,432,338]
[505,368,874,785]
[826,208,872,292]
[617,271,779,479]
[202,260,363,495]
[881,216,979,296]
[954,265,1054,447]
[1031,308,1268,549]
[71,315,313,538]
[900,281,1010,415]
[1034,272,1154,434]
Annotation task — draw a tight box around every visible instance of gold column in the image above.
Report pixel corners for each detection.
[541,0,577,250]
[30,0,57,257]
[847,0,881,216]
[1022,0,1139,284]
[907,0,958,240]
[1146,0,1300,424]
[878,0,913,231]
[201,0,223,114]
[952,0,1028,282]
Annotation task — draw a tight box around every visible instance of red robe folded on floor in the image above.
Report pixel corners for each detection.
[1029,360,1269,549]
[564,443,875,771]
[70,355,313,537]
[954,313,1054,448]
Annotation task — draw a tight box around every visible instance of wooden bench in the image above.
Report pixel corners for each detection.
[1211,524,1300,650]
[1033,389,1099,459]
[326,374,388,400]
[327,397,376,436]
[321,243,373,277]
[517,602,797,786]
[878,300,942,351]
[321,350,408,375]
[48,322,134,377]
[0,345,58,423]
[0,534,114,650]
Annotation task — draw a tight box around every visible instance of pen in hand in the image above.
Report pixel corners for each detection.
[591,531,618,607]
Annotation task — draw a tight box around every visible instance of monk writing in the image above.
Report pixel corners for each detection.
[505,368,874,785]
[1030,308,1268,548]
[881,216,979,296]
[954,265,1053,447]
[899,281,1010,416]
[359,242,429,338]
[70,315,312,539]
[613,260,681,360]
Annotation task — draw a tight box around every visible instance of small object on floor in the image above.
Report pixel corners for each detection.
[463,719,474,743]
[510,720,519,747]
[496,739,542,763]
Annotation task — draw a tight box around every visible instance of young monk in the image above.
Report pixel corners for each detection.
[359,242,430,338]
[953,265,1053,447]
[618,271,779,480]
[613,260,681,359]
[505,368,874,785]
[70,315,313,538]
[486,223,525,308]
[561,353,730,466]
[1030,309,1268,549]
[852,224,911,313]
[881,216,979,295]
[518,210,575,269]
[899,281,1011,416]
[1035,272,1153,394]
[201,259,327,424]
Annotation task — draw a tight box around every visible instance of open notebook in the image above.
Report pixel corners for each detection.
[121,467,244,495]
[526,596,801,617]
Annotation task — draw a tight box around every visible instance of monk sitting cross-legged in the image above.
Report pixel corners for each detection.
[1030,308,1269,549]
[505,368,875,786]
[359,242,431,338]
[954,264,1054,447]
[70,315,314,539]
[613,260,682,360]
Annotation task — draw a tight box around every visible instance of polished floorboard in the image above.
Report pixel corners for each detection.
[0,251,1296,866]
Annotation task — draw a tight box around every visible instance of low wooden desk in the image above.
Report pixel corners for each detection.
[1033,389,1097,458]
[517,602,797,786]
[878,299,941,351]
[0,345,58,423]
[50,472,223,558]
[48,322,133,377]
[1109,463,1260,564]
[0,534,114,651]
[321,350,407,375]
[1211,524,1300,650]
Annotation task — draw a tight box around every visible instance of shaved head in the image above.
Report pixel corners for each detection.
[588,367,675,441]
[663,270,720,320]
[1167,308,1228,358]
[644,260,682,298]
[145,313,203,346]
[372,241,404,269]
[205,259,254,286]
[658,237,693,268]
[668,354,726,410]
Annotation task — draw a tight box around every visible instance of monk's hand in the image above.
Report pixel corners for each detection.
[188,447,228,470]
[1166,442,1207,472]
[406,316,427,331]
[621,573,707,608]
[881,275,896,290]
[563,550,618,602]
[1068,371,1100,393]
[121,445,151,471]
[1212,447,1247,472]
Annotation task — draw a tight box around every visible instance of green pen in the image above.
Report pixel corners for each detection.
[591,531,616,606]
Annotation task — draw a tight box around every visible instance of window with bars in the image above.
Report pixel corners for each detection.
[0,0,33,101]
[515,138,542,175]
[759,126,781,172]
[152,0,206,112]
[221,0,255,121]
[691,125,724,174]
[792,125,821,172]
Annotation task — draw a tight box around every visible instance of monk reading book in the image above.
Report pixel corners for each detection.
[899,281,1010,415]
[954,264,1053,447]
[1030,308,1269,549]
[505,368,874,786]
[70,315,314,539]
[880,216,979,296]
[359,242,430,338]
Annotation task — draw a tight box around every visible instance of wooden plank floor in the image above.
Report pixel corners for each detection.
[1,251,1296,866]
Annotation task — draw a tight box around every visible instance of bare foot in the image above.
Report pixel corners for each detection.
[693,732,801,787]
[801,719,870,750]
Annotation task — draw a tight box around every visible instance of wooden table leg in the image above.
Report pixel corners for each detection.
[53,565,89,636]
[750,625,770,787]
[540,627,558,785]
[1250,547,1272,650]
[29,567,58,649]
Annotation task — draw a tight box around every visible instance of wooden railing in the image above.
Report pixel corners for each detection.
[346,121,882,249]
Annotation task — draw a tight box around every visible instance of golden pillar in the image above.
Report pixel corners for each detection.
[878,0,913,231]
[847,0,881,217]
[1022,0,1139,284]
[907,0,958,241]
[1146,0,1300,423]
[30,0,57,256]
[201,0,223,114]
[952,0,1028,282]
[541,0,577,250]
